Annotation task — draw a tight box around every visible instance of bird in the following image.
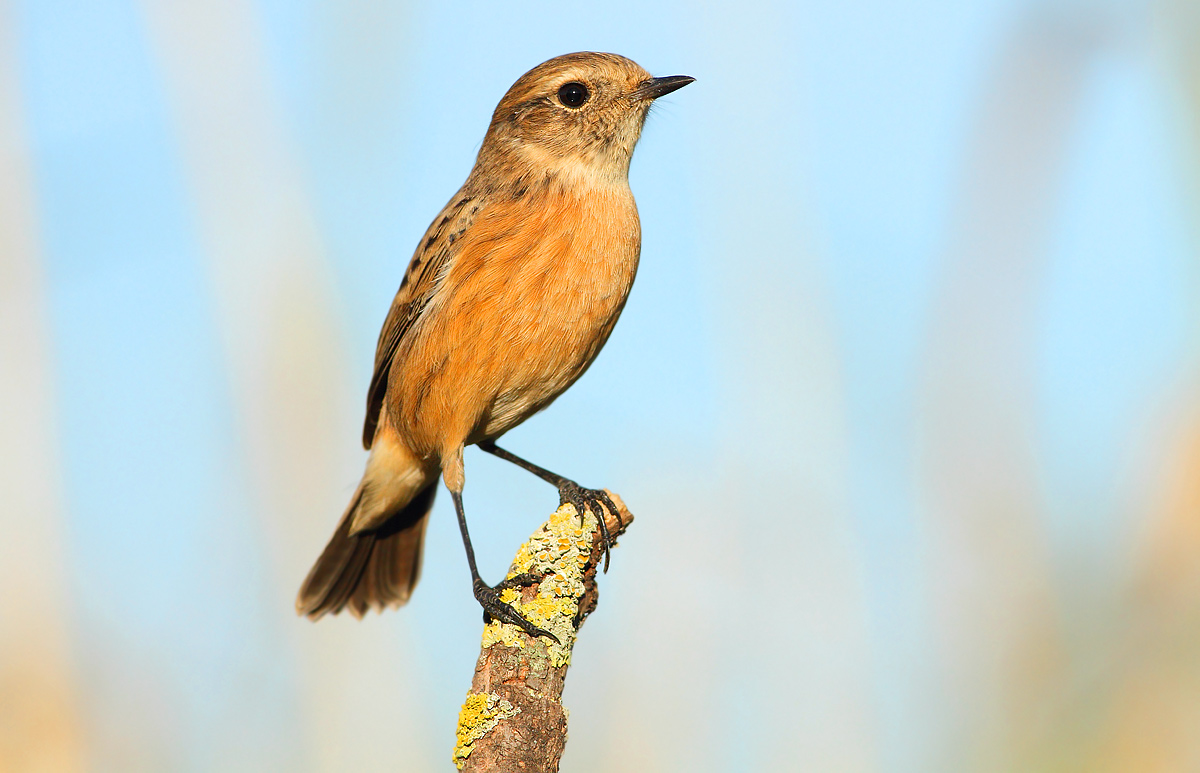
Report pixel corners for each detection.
[296,52,693,639]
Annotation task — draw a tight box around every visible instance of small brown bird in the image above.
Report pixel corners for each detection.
[296,52,692,638]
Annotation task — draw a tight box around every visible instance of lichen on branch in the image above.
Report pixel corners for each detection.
[453,492,633,772]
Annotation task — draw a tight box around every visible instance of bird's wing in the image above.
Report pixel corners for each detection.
[362,193,480,448]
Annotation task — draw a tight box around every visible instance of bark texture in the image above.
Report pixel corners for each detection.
[453,492,633,772]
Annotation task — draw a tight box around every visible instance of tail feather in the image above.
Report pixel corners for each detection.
[296,482,436,620]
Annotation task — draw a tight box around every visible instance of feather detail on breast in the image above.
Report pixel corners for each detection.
[385,177,640,455]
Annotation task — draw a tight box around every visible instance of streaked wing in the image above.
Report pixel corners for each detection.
[362,192,480,447]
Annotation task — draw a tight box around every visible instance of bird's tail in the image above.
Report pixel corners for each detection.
[296,480,437,620]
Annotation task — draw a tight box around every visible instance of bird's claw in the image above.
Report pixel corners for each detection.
[474,578,560,644]
[557,481,616,573]
[496,571,548,591]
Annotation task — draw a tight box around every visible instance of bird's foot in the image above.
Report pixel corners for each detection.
[557,481,616,573]
[496,572,545,591]
[474,577,559,644]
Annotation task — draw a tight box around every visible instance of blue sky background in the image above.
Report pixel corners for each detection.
[2,0,1199,771]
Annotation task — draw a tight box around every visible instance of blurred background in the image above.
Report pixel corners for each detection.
[2,0,1199,771]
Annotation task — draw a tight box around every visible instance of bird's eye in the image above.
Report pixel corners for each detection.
[557,82,589,108]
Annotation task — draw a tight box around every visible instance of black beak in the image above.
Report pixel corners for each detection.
[631,75,695,101]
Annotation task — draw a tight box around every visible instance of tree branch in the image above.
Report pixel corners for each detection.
[452,491,634,772]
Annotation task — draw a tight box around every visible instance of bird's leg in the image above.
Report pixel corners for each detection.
[477,440,616,572]
[451,490,559,643]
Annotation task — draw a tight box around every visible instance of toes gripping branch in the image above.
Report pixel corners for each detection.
[474,577,559,643]
[453,491,633,772]
[556,481,617,572]
[478,491,632,653]
[459,441,624,644]
[477,440,619,572]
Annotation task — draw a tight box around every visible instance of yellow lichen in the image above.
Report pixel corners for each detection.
[477,503,602,666]
[452,691,520,769]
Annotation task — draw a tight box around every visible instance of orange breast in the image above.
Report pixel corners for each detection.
[388,182,640,460]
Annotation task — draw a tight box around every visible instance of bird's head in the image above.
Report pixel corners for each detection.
[480,52,693,186]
